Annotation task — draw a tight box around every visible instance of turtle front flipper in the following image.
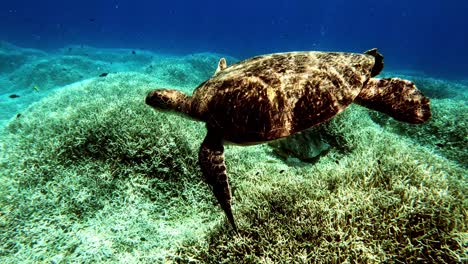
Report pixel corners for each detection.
[356,78,431,124]
[198,127,237,232]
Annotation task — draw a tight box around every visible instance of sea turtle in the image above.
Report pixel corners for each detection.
[145,49,431,231]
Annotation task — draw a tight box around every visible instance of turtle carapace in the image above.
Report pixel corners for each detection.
[145,49,431,232]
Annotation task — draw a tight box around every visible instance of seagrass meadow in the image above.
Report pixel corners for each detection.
[0,43,466,263]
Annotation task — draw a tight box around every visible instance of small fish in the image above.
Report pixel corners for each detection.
[132,50,136,55]
[16,113,22,118]
[9,94,20,98]
[33,85,40,91]
[99,73,108,77]
[89,18,95,22]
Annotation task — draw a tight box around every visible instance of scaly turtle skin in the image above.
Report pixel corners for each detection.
[145,49,431,231]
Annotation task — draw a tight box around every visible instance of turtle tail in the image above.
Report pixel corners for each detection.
[356,78,431,124]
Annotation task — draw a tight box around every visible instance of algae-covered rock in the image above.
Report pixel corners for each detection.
[268,128,330,162]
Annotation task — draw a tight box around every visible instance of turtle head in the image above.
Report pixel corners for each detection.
[146,89,193,116]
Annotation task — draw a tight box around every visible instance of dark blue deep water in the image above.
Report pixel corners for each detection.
[1,0,467,79]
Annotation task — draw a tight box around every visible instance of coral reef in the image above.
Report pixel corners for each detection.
[175,106,467,263]
[0,44,466,262]
[0,43,234,128]
[0,73,215,262]
[371,99,467,168]
[268,127,330,163]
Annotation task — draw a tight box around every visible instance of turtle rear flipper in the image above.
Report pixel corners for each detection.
[356,78,431,124]
[364,48,384,77]
[199,128,237,232]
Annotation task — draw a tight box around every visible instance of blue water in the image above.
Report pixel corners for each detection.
[1,0,467,79]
